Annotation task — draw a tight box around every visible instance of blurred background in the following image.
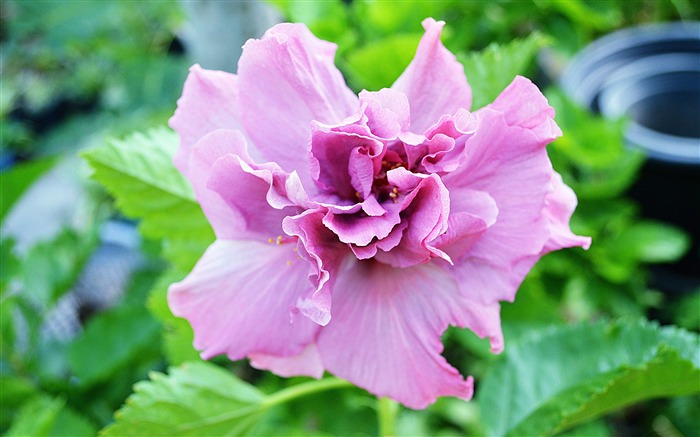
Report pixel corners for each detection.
[1,1,699,436]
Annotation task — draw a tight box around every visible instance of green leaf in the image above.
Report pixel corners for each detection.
[102,361,266,436]
[5,394,96,437]
[478,319,700,437]
[68,304,161,387]
[610,221,690,264]
[459,33,548,110]
[0,375,39,429]
[6,395,63,437]
[146,268,200,366]
[20,228,97,306]
[103,362,352,436]
[545,88,645,200]
[0,156,57,222]
[81,128,214,270]
[343,34,422,91]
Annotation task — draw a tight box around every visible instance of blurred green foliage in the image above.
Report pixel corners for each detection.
[2,0,699,436]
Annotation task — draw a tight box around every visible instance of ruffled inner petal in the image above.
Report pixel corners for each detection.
[283,210,351,326]
[206,153,298,240]
[309,125,384,199]
[373,168,451,267]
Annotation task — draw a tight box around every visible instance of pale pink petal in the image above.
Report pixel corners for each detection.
[446,260,519,352]
[444,107,554,279]
[392,18,472,133]
[488,75,562,141]
[543,172,592,252]
[238,23,358,182]
[316,260,474,409]
[187,129,251,240]
[359,88,410,139]
[170,65,249,175]
[249,344,324,379]
[434,187,498,261]
[168,240,319,360]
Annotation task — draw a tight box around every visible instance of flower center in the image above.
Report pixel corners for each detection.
[373,158,407,203]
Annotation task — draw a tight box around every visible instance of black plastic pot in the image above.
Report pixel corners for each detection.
[561,22,700,293]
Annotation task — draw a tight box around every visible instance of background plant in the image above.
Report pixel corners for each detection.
[2,1,698,436]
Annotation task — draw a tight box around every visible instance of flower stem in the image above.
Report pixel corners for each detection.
[377,397,399,437]
[262,377,353,409]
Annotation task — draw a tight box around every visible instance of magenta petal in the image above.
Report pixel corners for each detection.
[392,18,472,133]
[322,200,402,246]
[168,240,319,360]
[238,23,358,183]
[249,344,324,379]
[309,124,384,199]
[170,65,247,176]
[374,169,450,267]
[317,261,474,409]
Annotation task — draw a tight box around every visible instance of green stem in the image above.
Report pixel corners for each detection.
[377,397,399,437]
[261,377,353,409]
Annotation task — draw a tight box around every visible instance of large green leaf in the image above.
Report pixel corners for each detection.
[459,33,548,110]
[101,361,267,436]
[102,361,352,436]
[81,128,214,270]
[477,319,700,437]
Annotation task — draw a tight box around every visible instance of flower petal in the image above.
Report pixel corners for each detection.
[205,151,299,240]
[249,343,324,379]
[488,75,562,141]
[170,65,249,176]
[187,129,252,240]
[374,168,451,267]
[283,210,351,326]
[359,88,410,139]
[238,23,358,182]
[543,172,592,252]
[317,260,474,409]
[444,106,554,276]
[392,18,472,133]
[168,240,319,360]
[309,124,384,200]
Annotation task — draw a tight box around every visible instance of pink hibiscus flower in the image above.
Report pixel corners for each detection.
[168,18,591,409]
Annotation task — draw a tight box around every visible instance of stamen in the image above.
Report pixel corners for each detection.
[388,187,400,203]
